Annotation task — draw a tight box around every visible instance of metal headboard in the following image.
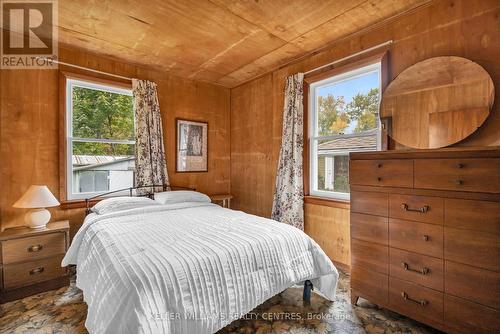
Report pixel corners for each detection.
[84,184,195,215]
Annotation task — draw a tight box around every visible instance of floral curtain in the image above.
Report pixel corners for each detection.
[132,79,170,194]
[271,73,305,230]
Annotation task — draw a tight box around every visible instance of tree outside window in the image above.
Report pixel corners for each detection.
[67,79,135,199]
[309,63,381,200]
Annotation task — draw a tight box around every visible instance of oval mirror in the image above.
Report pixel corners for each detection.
[380,56,494,149]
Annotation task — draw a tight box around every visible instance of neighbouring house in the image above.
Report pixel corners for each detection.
[317,129,378,192]
[72,155,135,193]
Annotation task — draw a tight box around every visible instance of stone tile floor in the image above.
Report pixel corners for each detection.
[0,270,442,333]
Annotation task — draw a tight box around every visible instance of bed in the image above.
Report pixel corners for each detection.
[63,190,338,334]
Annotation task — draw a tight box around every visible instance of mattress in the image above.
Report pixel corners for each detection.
[63,202,338,334]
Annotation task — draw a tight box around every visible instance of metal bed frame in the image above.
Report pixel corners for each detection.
[83,183,315,302]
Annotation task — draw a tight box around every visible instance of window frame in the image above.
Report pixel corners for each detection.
[60,73,135,201]
[304,52,388,202]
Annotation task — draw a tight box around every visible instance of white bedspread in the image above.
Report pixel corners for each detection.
[63,202,338,334]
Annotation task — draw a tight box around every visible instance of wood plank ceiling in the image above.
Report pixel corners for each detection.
[58,0,430,87]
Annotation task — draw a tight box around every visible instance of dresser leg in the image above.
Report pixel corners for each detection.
[351,292,359,306]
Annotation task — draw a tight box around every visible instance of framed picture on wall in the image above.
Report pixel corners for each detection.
[176,118,208,172]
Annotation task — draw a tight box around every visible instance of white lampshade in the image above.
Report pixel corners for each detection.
[13,185,60,209]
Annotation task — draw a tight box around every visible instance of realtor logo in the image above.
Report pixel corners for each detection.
[1,0,58,68]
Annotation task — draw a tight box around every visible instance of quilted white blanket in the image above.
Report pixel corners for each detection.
[63,202,338,334]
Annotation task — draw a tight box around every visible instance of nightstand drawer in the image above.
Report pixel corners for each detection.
[3,255,66,290]
[1,233,66,265]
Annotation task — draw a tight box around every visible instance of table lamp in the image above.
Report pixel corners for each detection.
[13,185,60,229]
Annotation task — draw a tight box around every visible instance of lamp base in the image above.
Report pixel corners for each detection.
[24,208,51,229]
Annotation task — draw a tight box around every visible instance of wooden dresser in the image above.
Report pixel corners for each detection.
[0,221,70,303]
[349,147,500,333]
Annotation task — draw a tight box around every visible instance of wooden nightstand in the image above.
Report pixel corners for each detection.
[210,194,233,208]
[0,221,70,303]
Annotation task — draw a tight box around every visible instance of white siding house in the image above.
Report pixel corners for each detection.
[72,155,135,194]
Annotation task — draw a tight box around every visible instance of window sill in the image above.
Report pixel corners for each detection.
[304,196,350,209]
[60,199,100,210]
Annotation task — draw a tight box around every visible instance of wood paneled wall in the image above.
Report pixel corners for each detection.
[0,47,230,235]
[304,204,350,267]
[230,0,500,266]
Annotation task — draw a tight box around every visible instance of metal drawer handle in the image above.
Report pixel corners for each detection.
[29,267,45,275]
[401,292,428,306]
[423,235,430,242]
[28,244,43,252]
[455,180,464,185]
[457,163,465,169]
[401,203,429,213]
[402,262,430,275]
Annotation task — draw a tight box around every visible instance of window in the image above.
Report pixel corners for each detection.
[309,62,381,200]
[66,78,135,200]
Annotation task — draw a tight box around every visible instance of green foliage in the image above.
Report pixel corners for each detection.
[346,88,380,133]
[333,175,349,193]
[317,167,349,193]
[72,87,134,156]
[317,94,346,136]
[73,142,134,156]
[317,87,379,136]
[318,174,326,191]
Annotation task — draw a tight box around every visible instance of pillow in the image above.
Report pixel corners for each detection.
[154,190,211,205]
[91,197,159,215]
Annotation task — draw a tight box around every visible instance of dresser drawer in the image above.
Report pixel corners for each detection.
[350,159,413,188]
[414,158,500,193]
[445,227,500,272]
[350,191,388,217]
[351,239,388,274]
[389,219,443,258]
[445,294,500,334]
[351,213,388,245]
[3,255,66,290]
[445,261,499,309]
[445,199,500,232]
[351,265,388,305]
[1,233,66,265]
[389,277,443,326]
[389,194,443,225]
[390,248,443,291]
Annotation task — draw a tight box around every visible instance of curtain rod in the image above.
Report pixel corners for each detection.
[38,39,391,81]
[36,57,133,82]
[303,40,393,76]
